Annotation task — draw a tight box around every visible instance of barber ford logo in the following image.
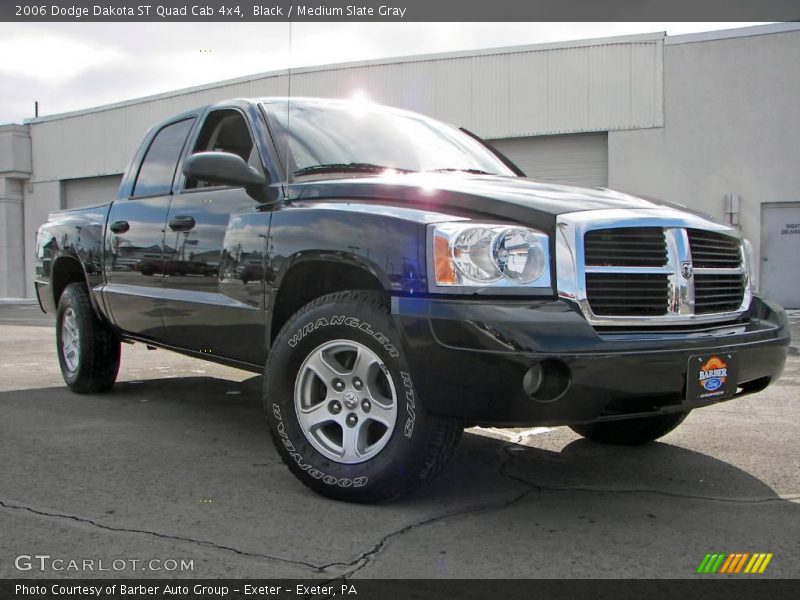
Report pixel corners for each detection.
[698,356,728,391]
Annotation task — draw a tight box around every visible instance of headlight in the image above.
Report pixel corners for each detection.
[430,222,551,290]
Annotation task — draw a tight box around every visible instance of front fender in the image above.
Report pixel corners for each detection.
[267,203,429,296]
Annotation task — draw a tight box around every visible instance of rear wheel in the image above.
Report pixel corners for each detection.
[570,411,689,446]
[56,282,121,393]
[264,290,462,502]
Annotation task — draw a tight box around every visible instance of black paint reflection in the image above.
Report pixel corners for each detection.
[103,196,170,337]
[158,188,266,364]
[265,202,427,296]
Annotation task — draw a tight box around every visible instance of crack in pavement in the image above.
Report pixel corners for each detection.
[3,442,796,580]
[324,443,800,578]
[534,486,799,503]
[0,499,321,571]
[499,445,800,504]
[1,488,536,581]
[316,444,537,579]
[324,490,535,578]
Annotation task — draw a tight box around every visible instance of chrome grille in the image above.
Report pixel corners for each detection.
[687,229,746,314]
[555,209,751,327]
[585,228,667,267]
[585,273,670,316]
[687,229,742,268]
[694,273,746,314]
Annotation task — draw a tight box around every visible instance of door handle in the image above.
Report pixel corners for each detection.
[109,220,129,234]
[169,216,196,232]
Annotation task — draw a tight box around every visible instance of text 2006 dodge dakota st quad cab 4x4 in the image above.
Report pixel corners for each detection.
[35,98,790,501]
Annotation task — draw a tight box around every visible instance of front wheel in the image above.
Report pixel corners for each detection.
[264,291,462,502]
[570,411,689,446]
[56,282,121,393]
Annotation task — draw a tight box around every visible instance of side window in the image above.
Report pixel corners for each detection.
[185,110,256,189]
[132,118,195,197]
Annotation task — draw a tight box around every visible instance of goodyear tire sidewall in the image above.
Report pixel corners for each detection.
[264,295,426,500]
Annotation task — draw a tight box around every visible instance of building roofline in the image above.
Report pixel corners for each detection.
[0,123,30,134]
[665,22,800,46]
[24,31,665,125]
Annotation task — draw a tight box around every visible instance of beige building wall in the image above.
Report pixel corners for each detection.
[0,124,31,298]
[608,27,800,293]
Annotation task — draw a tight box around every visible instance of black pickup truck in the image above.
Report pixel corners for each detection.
[35,98,790,502]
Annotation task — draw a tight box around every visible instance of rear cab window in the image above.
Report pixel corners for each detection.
[132,118,195,197]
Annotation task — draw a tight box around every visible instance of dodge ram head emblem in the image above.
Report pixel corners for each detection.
[681,262,694,279]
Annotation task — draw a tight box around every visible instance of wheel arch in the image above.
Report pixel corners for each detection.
[51,254,104,319]
[268,254,387,346]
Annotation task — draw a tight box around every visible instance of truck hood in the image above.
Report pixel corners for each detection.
[290,173,710,229]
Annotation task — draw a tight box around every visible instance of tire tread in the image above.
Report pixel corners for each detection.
[265,290,462,502]
[57,282,120,394]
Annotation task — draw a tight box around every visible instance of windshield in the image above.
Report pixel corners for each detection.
[262,100,516,178]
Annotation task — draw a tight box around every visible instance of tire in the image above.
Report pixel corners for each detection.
[264,290,462,502]
[570,411,689,446]
[56,282,121,394]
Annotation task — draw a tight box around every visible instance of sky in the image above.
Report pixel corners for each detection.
[0,22,770,125]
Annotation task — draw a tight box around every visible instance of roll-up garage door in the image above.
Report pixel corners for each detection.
[63,175,123,209]
[489,132,608,188]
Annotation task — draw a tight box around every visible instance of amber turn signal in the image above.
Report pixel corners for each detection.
[433,233,457,285]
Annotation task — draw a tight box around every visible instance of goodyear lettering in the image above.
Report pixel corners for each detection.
[272,404,367,488]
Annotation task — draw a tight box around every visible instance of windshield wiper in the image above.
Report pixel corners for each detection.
[294,163,413,176]
[427,168,493,175]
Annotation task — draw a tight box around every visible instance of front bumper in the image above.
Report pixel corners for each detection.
[391,294,790,427]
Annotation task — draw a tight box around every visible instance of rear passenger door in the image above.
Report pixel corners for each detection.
[103,117,196,338]
[158,108,268,366]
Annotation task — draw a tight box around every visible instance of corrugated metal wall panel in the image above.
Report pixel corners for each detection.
[508,51,549,137]
[434,58,473,126]
[29,37,662,182]
[547,46,591,133]
[588,44,631,130]
[400,61,437,116]
[491,133,608,188]
[630,41,663,128]
[471,54,511,136]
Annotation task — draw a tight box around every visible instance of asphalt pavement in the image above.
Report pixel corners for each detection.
[1,303,798,579]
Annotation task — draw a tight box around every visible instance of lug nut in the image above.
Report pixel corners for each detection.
[329,400,342,414]
[333,379,345,391]
[361,399,371,412]
[353,377,363,390]
[346,414,358,428]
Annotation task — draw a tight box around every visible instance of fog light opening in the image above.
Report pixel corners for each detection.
[524,359,571,403]
[523,363,544,396]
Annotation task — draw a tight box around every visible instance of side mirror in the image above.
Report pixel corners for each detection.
[183,151,267,188]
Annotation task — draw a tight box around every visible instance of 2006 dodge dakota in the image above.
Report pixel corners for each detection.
[35,98,790,501]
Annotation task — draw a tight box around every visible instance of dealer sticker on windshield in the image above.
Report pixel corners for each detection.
[687,353,738,402]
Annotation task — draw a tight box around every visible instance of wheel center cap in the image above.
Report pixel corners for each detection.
[343,391,358,409]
